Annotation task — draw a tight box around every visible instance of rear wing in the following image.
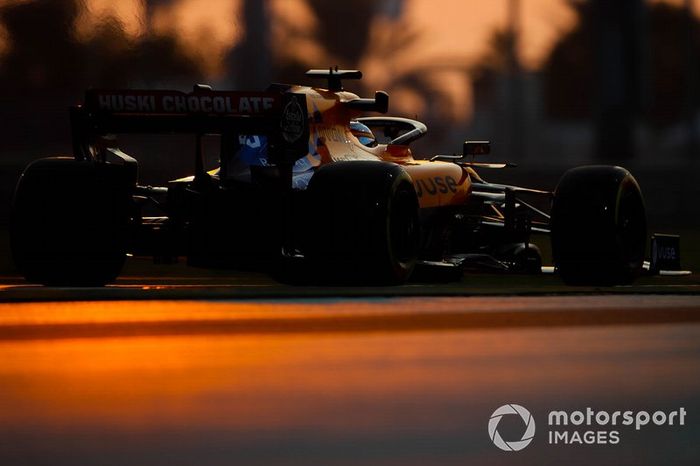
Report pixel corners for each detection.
[70,87,309,165]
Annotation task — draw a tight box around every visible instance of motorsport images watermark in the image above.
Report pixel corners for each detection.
[489,404,536,451]
[489,404,687,451]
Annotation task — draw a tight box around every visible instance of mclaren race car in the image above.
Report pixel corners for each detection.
[11,68,656,286]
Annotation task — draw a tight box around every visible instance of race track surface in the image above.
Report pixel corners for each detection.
[0,283,699,465]
[0,261,699,302]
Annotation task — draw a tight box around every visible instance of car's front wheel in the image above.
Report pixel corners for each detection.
[551,165,646,285]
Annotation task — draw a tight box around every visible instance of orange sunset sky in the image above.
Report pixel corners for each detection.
[0,0,698,117]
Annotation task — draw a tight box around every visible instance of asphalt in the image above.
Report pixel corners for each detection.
[1,259,700,302]
[0,292,699,465]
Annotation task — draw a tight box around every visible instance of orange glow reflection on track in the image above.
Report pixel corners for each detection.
[0,328,698,432]
[0,299,699,435]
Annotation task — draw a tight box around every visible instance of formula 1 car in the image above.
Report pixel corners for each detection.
[11,68,653,286]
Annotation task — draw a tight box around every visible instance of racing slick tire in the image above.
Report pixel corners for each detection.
[306,161,420,285]
[551,165,646,285]
[10,157,132,286]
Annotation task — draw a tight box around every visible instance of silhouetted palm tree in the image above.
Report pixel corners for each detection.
[0,0,200,152]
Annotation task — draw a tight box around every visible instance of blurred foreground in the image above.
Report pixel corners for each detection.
[0,295,698,465]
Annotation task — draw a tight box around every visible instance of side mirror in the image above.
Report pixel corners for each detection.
[463,140,490,157]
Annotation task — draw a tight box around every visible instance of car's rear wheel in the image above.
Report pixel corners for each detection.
[551,165,646,285]
[306,161,420,284]
[11,158,133,286]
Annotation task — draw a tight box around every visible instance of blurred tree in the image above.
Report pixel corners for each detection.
[648,1,700,128]
[470,29,514,98]
[591,0,645,161]
[269,0,464,137]
[268,0,381,90]
[230,0,272,89]
[0,0,201,152]
[543,1,700,129]
[469,28,525,159]
[306,0,377,67]
[540,3,595,121]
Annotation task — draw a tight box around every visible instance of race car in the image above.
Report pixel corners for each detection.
[10,68,652,286]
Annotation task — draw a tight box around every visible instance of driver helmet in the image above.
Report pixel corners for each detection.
[350,120,378,147]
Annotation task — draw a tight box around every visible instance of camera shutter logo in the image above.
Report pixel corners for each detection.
[488,404,536,451]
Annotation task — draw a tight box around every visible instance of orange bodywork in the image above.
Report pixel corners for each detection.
[290,85,472,210]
